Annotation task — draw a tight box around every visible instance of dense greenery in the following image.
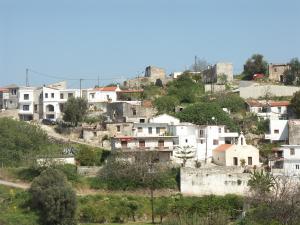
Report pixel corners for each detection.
[0,184,244,225]
[213,93,245,113]
[290,91,300,118]
[63,97,88,126]
[243,54,268,80]
[283,58,300,85]
[98,153,179,190]
[75,144,110,166]
[154,95,180,114]
[0,118,61,167]
[176,102,238,131]
[29,168,77,225]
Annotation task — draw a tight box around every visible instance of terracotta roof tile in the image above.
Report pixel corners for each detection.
[213,144,233,152]
[94,86,118,91]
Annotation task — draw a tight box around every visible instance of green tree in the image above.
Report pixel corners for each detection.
[29,168,77,225]
[167,75,204,103]
[248,170,276,196]
[63,97,88,126]
[155,197,171,223]
[284,58,300,85]
[290,91,300,118]
[243,54,268,80]
[214,93,245,113]
[75,145,103,166]
[154,95,180,114]
[176,102,237,131]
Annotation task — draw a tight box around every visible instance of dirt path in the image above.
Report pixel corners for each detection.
[0,179,30,190]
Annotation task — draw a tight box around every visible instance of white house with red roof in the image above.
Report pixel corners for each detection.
[212,133,260,167]
[87,86,121,103]
[246,99,289,120]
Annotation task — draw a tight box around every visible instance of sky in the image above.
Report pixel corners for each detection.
[0,0,300,88]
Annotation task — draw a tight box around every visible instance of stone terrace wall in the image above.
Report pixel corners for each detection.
[181,166,250,196]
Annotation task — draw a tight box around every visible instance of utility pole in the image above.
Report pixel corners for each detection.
[97,75,100,87]
[194,55,197,72]
[79,79,83,97]
[26,68,29,87]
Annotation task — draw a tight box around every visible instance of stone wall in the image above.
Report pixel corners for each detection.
[239,81,300,99]
[181,166,250,196]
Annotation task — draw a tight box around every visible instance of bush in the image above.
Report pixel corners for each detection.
[75,145,110,166]
[29,168,77,225]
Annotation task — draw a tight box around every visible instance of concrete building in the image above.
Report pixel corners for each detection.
[3,84,19,109]
[246,99,289,120]
[106,101,156,123]
[87,86,121,104]
[213,133,260,167]
[271,145,300,176]
[288,120,300,145]
[265,120,288,143]
[18,86,42,121]
[202,63,233,84]
[111,122,177,162]
[268,63,290,82]
[0,88,8,110]
[42,87,80,120]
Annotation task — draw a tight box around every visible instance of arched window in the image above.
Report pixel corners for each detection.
[46,104,54,112]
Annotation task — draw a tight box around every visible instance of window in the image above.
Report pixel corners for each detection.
[218,127,222,133]
[156,127,160,134]
[200,140,205,144]
[68,93,73,98]
[213,139,219,145]
[106,94,110,100]
[140,119,145,123]
[121,141,128,148]
[185,139,188,143]
[138,127,143,133]
[290,148,295,156]
[158,140,164,148]
[274,129,279,134]
[11,89,17,95]
[148,127,152,134]
[199,129,204,138]
[117,125,121,132]
[51,93,54,98]
[24,94,29,100]
[60,93,64,99]
[23,105,29,111]
[90,93,95,99]
[139,140,145,148]
[59,103,64,112]
[132,108,137,116]
[296,165,300,170]
[45,93,48,98]
[278,107,281,113]
[248,157,253,166]
[34,104,38,113]
[233,157,238,166]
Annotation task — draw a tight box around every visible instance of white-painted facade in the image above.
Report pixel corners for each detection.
[42,87,80,120]
[149,113,180,125]
[213,133,260,167]
[272,145,300,176]
[87,86,121,103]
[18,87,35,116]
[265,119,288,142]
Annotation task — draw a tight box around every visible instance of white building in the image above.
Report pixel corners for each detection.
[213,133,260,167]
[87,86,121,103]
[169,123,238,162]
[42,87,80,120]
[265,119,288,142]
[271,145,300,176]
[246,99,289,120]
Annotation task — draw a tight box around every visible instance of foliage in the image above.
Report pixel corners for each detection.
[154,95,180,114]
[167,75,204,103]
[75,145,109,166]
[29,168,77,225]
[141,84,164,100]
[213,93,245,113]
[176,102,238,131]
[174,146,196,167]
[290,91,300,118]
[248,170,276,195]
[283,58,300,85]
[243,54,268,80]
[63,97,88,126]
[84,114,106,124]
[0,118,62,167]
[98,152,178,190]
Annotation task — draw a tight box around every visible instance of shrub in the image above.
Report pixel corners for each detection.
[29,168,77,225]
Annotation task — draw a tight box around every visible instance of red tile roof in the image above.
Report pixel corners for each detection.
[246,100,290,107]
[213,144,233,152]
[269,101,290,107]
[94,86,119,91]
[0,88,8,92]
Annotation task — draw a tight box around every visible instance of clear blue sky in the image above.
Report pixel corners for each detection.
[1,0,299,88]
